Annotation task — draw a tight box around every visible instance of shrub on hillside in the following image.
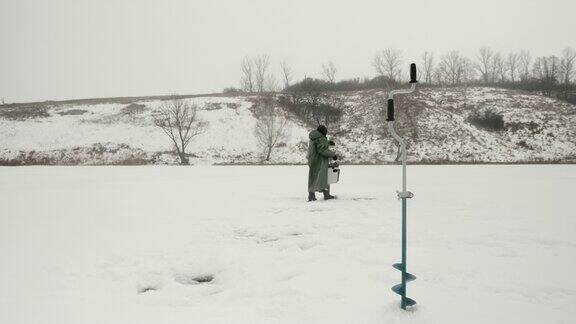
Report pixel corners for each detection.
[0,106,50,120]
[121,103,146,115]
[0,143,159,166]
[506,121,540,133]
[467,108,505,131]
[287,75,396,93]
[223,87,243,94]
[278,95,342,127]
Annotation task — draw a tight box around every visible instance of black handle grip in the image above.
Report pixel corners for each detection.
[410,63,417,83]
[386,99,395,121]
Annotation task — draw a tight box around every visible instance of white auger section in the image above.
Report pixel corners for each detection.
[388,83,417,101]
[387,83,416,194]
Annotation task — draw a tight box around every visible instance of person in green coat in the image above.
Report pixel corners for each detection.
[307,125,338,201]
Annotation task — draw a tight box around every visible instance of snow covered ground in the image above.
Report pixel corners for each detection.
[0,165,575,323]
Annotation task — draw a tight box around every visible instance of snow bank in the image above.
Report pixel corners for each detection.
[1,87,575,164]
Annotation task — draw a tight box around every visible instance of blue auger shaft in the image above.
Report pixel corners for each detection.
[401,197,407,309]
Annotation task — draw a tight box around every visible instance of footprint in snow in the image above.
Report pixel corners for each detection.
[137,282,161,294]
[174,273,215,285]
[136,272,163,294]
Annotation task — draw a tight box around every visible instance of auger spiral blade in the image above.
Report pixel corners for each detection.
[405,272,416,282]
[392,283,404,295]
[404,297,417,307]
[391,262,417,309]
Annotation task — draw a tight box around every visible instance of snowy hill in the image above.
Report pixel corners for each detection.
[330,87,576,163]
[0,87,575,165]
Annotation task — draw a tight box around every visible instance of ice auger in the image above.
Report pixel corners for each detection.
[387,63,418,310]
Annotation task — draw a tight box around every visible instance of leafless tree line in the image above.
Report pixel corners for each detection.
[241,55,343,93]
[474,47,534,84]
[240,55,301,93]
[374,49,403,83]
[241,55,278,93]
[239,47,575,97]
[369,46,576,99]
[430,47,575,93]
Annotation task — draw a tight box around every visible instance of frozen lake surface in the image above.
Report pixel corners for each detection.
[0,165,575,323]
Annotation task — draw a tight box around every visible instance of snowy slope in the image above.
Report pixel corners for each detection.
[0,165,574,323]
[0,87,575,165]
[327,87,576,163]
[0,96,308,165]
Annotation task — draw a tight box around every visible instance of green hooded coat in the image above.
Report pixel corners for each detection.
[307,130,336,192]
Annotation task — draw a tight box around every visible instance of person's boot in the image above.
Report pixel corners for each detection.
[308,192,317,202]
[322,189,335,200]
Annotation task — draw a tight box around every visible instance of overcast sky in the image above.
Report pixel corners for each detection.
[1,0,575,103]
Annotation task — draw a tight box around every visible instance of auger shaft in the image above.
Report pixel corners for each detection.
[401,197,407,309]
[387,63,418,310]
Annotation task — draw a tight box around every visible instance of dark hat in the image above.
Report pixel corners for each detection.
[317,125,328,136]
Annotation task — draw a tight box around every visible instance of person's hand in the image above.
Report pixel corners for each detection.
[328,140,335,146]
[333,155,338,160]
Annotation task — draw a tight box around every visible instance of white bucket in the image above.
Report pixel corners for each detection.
[327,163,340,184]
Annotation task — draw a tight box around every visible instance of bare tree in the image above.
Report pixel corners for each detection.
[438,50,465,85]
[254,55,271,93]
[460,57,477,84]
[154,98,208,165]
[280,60,293,90]
[436,55,449,85]
[491,52,507,82]
[460,57,476,108]
[240,57,255,92]
[507,52,519,82]
[433,66,445,86]
[265,74,279,93]
[533,56,560,96]
[519,50,532,82]
[532,57,544,80]
[374,49,403,82]
[421,51,434,84]
[321,61,337,83]
[560,47,576,98]
[477,46,494,84]
[253,96,290,162]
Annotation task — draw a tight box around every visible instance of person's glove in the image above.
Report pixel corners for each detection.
[333,155,338,160]
[328,140,335,146]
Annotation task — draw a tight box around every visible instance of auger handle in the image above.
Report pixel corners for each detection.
[386,99,395,121]
[386,63,417,122]
[410,63,418,84]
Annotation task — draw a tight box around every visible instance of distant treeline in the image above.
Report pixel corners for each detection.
[232,47,576,104]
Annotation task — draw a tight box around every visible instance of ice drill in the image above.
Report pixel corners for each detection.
[387,63,418,310]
